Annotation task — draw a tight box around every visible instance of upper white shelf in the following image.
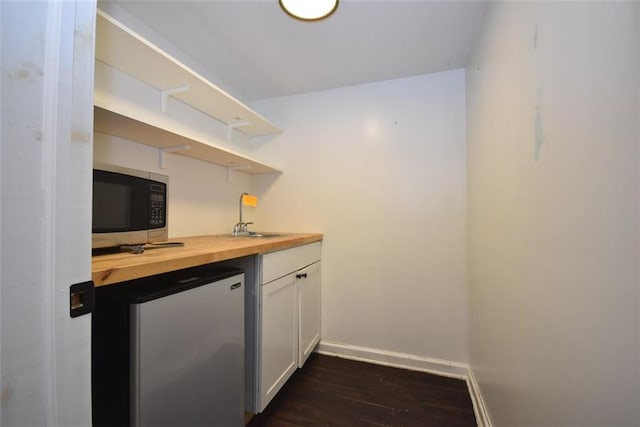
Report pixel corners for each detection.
[95,10,281,137]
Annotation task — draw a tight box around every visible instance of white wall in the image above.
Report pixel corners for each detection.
[466,2,639,425]
[252,71,469,364]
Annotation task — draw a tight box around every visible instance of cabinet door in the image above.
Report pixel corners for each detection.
[260,273,298,412]
[298,261,321,368]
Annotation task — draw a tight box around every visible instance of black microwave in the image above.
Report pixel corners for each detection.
[92,162,168,249]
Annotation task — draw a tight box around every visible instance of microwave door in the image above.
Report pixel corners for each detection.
[93,170,150,232]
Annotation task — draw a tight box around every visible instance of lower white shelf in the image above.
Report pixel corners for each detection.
[94,106,282,175]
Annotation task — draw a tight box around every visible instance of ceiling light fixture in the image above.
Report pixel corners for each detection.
[279,0,339,21]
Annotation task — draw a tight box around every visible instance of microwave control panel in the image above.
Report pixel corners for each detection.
[149,184,166,227]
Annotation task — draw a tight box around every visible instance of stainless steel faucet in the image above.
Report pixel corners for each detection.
[232,192,253,236]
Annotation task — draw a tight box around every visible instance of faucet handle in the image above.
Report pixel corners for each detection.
[233,222,244,236]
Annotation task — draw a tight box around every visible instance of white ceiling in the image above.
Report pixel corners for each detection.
[102,0,488,102]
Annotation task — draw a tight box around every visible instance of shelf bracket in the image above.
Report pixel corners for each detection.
[226,165,251,183]
[227,121,250,140]
[159,145,191,169]
[160,86,190,112]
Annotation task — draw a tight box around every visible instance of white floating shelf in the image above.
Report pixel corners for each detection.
[94,106,282,175]
[95,10,282,137]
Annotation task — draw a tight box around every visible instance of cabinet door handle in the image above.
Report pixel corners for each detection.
[296,273,308,279]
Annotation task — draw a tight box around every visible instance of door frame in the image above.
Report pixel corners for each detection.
[1,1,96,424]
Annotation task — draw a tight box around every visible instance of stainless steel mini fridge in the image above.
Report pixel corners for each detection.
[128,268,244,427]
[93,265,245,427]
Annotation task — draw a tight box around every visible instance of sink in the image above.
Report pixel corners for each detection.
[247,232,291,238]
[233,232,291,238]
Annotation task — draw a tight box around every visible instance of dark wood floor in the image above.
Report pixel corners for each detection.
[247,353,477,427]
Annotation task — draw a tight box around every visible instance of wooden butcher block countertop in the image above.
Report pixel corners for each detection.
[92,233,323,286]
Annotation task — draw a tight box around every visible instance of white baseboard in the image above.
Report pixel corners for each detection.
[316,340,468,379]
[466,367,491,427]
[315,340,491,426]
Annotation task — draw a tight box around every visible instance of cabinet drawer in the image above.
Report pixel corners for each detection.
[262,242,322,284]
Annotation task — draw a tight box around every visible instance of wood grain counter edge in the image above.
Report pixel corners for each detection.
[92,233,323,286]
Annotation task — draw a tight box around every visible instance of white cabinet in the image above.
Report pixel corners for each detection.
[258,242,321,412]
